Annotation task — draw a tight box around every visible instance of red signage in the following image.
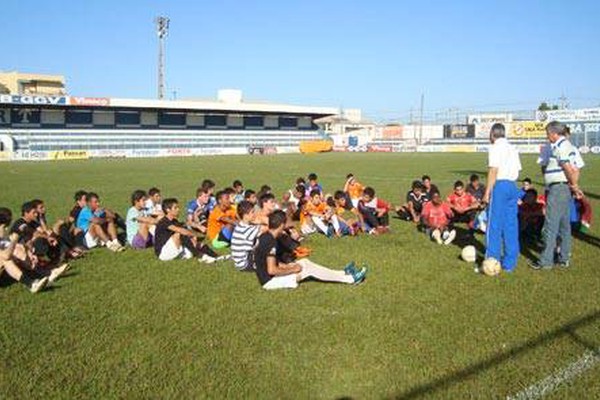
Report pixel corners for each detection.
[68,97,110,107]
[367,145,393,153]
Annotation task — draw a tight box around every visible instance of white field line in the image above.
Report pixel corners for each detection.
[507,348,600,400]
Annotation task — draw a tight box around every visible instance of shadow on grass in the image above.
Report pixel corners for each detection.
[573,231,600,250]
[583,191,600,201]
[392,309,600,399]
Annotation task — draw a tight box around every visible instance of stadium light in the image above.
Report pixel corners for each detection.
[155,16,170,100]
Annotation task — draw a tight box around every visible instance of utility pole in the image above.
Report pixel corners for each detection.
[156,16,170,100]
[559,92,569,109]
[418,93,424,145]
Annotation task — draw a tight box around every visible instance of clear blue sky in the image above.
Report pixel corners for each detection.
[4,0,600,120]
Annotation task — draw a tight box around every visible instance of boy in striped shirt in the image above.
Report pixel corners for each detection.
[231,201,265,271]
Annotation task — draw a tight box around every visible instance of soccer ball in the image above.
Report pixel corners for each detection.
[481,258,501,276]
[461,245,477,263]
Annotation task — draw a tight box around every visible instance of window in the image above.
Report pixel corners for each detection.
[244,116,263,128]
[158,111,186,127]
[41,109,64,125]
[66,109,93,126]
[116,111,141,126]
[279,117,297,128]
[205,114,226,128]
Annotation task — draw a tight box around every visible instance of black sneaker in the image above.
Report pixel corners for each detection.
[528,260,553,271]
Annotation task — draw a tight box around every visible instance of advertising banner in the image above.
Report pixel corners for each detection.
[510,121,547,138]
[0,95,67,106]
[443,124,475,138]
[50,150,89,160]
[68,97,110,107]
[382,125,403,139]
[536,108,600,122]
[367,145,393,153]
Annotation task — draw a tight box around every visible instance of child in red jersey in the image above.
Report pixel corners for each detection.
[422,191,456,245]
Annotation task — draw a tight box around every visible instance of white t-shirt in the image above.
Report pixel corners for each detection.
[488,138,521,181]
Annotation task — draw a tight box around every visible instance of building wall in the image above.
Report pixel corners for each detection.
[0,72,66,95]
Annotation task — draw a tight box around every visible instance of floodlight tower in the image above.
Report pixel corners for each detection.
[156,16,170,100]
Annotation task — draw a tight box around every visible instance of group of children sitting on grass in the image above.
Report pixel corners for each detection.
[2,171,592,294]
[394,173,593,248]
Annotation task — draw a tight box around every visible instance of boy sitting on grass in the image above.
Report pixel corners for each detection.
[144,187,164,218]
[344,173,365,208]
[0,207,49,293]
[206,191,237,249]
[447,180,479,228]
[127,190,159,250]
[395,180,428,223]
[232,180,245,204]
[76,193,125,252]
[359,187,391,234]
[421,191,456,245]
[2,207,69,290]
[154,198,222,263]
[301,189,341,237]
[186,187,211,233]
[518,188,545,240]
[253,210,367,290]
[230,201,265,271]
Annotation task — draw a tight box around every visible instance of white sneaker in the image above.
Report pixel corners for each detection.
[49,263,70,283]
[29,277,49,293]
[106,241,119,252]
[216,255,231,262]
[432,229,442,244]
[443,229,457,245]
[199,254,217,264]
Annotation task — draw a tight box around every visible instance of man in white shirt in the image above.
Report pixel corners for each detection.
[531,121,582,270]
[483,123,522,272]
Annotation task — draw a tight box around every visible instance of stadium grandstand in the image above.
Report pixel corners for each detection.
[0,89,337,160]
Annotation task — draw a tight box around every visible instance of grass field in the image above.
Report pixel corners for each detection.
[1,153,599,399]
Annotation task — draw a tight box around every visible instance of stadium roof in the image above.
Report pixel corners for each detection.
[109,97,338,116]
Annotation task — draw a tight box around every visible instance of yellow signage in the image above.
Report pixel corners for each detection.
[50,150,89,160]
[510,121,547,138]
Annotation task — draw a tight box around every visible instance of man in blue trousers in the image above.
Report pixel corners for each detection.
[482,123,522,272]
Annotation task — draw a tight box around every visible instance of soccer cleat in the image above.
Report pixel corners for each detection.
[443,230,457,245]
[344,261,358,275]
[556,260,570,269]
[528,259,553,271]
[49,263,70,283]
[216,255,231,262]
[352,267,368,285]
[29,277,49,293]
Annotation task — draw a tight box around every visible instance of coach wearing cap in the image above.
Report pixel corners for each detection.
[531,121,581,270]
[483,123,522,272]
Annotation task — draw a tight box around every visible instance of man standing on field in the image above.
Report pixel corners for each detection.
[483,123,522,272]
[530,121,582,270]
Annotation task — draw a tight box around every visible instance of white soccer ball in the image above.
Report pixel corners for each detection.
[461,245,477,263]
[482,258,501,276]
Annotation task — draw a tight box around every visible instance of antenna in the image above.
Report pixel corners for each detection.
[155,16,170,100]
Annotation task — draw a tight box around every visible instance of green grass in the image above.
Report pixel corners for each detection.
[1,153,599,399]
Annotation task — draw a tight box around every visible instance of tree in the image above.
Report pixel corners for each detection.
[538,102,560,111]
